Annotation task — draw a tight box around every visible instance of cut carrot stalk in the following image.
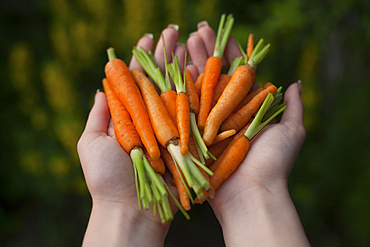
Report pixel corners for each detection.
[197,13,234,132]
[202,38,270,146]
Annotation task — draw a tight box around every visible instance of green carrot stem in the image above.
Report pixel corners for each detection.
[130,148,146,200]
[187,152,214,176]
[187,158,210,190]
[142,154,167,197]
[159,176,190,220]
[213,14,234,58]
[247,38,270,70]
[167,144,194,188]
[132,161,142,210]
[190,112,209,159]
[157,201,165,223]
[107,47,117,61]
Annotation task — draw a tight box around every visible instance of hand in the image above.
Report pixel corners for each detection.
[186,21,310,246]
[77,24,186,247]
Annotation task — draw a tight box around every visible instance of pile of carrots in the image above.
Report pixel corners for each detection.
[101,14,287,223]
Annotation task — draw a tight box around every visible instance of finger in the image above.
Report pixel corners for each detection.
[174,43,187,74]
[223,35,243,67]
[83,91,111,135]
[154,24,179,74]
[187,32,208,74]
[185,62,199,82]
[129,33,155,71]
[281,82,305,127]
[197,21,216,57]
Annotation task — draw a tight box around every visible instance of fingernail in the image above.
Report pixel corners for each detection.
[297,80,302,95]
[186,60,193,65]
[197,20,208,29]
[96,89,100,94]
[189,31,198,37]
[167,24,179,31]
[143,33,154,39]
[177,42,186,47]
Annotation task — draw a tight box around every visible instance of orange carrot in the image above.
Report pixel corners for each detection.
[160,90,178,126]
[176,92,190,155]
[185,69,199,114]
[212,129,236,145]
[197,14,234,132]
[202,65,256,145]
[220,84,277,132]
[160,145,191,211]
[194,73,203,96]
[131,68,179,148]
[211,74,231,108]
[232,82,273,114]
[247,33,254,61]
[105,48,160,160]
[202,39,271,146]
[102,78,142,153]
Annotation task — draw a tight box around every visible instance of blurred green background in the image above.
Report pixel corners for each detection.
[1,0,370,246]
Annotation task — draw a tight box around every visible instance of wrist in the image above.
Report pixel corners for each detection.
[83,199,169,247]
[210,180,310,246]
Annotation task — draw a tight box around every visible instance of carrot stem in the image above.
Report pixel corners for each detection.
[107,47,117,61]
[213,14,234,58]
[186,152,214,176]
[160,176,191,220]
[190,112,209,159]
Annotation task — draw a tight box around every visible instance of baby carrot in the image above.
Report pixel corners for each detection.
[202,38,270,146]
[211,74,231,108]
[221,84,278,132]
[212,129,236,145]
[194,73,203,96]
[105,48,160,160]
[131,68,179,148]
[247,33,254,61]
[197,14,234,132]
[185,69,199,114]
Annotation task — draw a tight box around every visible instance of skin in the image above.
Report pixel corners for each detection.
[187,21,311,247]
[78,20,310,247]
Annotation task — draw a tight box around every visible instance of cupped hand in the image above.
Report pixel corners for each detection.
[77,26,187,245]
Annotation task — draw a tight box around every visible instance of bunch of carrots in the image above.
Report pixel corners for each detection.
[101,13,288,223]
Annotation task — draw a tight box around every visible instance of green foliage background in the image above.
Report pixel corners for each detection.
[1,0,370,246]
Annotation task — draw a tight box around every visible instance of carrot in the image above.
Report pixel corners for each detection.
[211,74,231,108]
[168,55,190,156]
[212,129,236,145]
[197,14,234,132]
[131,68,179,148]
[197,93,287,203]
[220,84,278,132]
[102,78,142,153]
[160,145,191,211]
[247,33,254,61]
[132,44,177,126]
[185,69,199,114]
[105,48,160,160]
[232,87,264,114]
[102,76,173,222]
[202,39,271,146]
[194,73,203,96]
